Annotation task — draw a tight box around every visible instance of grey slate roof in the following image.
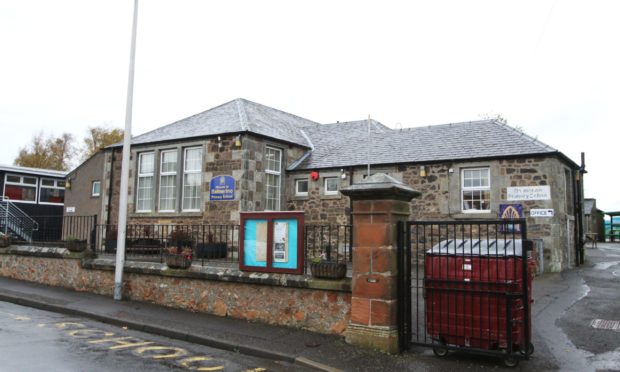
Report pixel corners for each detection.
[125,98,319,148]
[110,98,566,170]
[291,119,558,170]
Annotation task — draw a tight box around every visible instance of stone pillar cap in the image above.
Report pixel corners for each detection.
[340,173,421,201]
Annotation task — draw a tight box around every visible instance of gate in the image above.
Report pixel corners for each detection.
[397,219,533,367]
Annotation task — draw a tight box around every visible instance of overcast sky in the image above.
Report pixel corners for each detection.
[1,1,618,211]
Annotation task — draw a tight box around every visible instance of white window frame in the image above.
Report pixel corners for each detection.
[324,177,339,196]
[38,178,65,206]
[182,147,202,212]
[91,181,101,197]
[136,152,155,213]
[295,178,309,197]
[265,146,282,211]
[461,167,491,213]
[159,150,178,212]
[3,174,38,204]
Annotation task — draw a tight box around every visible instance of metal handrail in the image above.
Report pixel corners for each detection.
[0,196,39,241]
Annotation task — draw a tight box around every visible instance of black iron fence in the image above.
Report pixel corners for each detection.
[398,219,533,367]
[95,223,351,273]
[2,215,97,250]
[304,224,352,274]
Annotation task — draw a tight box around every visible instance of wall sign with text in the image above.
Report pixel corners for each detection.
[209,175,235,201]
[239,211,304,275]
[507,186,551,201]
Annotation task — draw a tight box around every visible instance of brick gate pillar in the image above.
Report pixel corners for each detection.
[340,173,420,353]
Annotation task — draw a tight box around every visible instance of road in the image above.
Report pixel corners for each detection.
[533,242,620,372]
[0,301,308,372]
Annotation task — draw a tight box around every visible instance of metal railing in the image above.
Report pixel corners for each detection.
[1,196,39,242]
[96,224,240,266]
[97,223,352,274]
[3,214,97,249]
[304,224,352,274]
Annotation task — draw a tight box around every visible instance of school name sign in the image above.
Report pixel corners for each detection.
[507,186,551,201]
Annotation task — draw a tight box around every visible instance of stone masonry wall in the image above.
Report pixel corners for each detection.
[284,155,576,272]
[0,251,351,335]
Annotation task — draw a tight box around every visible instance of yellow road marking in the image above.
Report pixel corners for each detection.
[55,322,86,329]
[89,336,154,350]
[179,356,226,371]
[69,329,115,338]
[134,345,189,359]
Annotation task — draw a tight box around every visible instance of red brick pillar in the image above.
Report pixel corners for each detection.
[340,173,420,353]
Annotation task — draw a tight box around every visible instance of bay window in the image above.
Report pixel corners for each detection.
[182,147,202,211]
[159,150,177,212]
[136,152,155,212]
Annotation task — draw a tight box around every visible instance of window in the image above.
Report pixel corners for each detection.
[182,147,202,211]
[324,177,339,195]
[295,179,308,196]
[3,174,37,203]
[39,178,65,205]
[265,146,282,210]
[91,181,101,197]
[159,150,177,212]
[137,152,155,212]
[461,168,490,212]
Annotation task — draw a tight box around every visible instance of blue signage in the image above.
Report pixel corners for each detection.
[209,175,235,201]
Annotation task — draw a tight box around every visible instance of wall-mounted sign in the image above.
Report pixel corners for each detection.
[209,175,235,201]
[531,209,555,217]
[240,211,304,275]
[66,206,76,213]
[507,186,551,201]
[499,204,523,232]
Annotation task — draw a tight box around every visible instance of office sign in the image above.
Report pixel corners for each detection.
[209,175,235,201]
[507,186,551,201]
[531,209,555,217]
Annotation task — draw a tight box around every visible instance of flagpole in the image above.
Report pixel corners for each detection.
[114,0,138,301]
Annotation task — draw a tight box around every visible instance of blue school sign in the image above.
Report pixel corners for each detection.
[209,175,235,201]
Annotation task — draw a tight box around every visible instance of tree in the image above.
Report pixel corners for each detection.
[14,132,75,171]
[83,125,124,161]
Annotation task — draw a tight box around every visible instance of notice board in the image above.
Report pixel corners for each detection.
[239,211,304,274]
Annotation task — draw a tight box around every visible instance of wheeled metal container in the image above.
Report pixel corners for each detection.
[424,239,534,367]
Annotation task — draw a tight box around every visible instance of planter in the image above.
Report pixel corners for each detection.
[310,260,347,280]
[66,240,87,252]
[196,242,227,259]
[104,240,117,253]
[165,254,192,269]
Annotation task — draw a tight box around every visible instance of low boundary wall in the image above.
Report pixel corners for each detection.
[0,246,351,335]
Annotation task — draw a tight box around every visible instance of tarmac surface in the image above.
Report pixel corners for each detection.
[0,243,619,371]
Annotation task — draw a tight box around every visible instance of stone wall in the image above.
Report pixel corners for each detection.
[285,155,577,272]
[0,247,351,334]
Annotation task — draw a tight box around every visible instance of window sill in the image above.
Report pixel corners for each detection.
[130,211,203,218]
[320,194,342,200]
[451,212,496,220]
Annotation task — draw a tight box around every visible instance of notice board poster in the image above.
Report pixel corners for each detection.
[240,212,304,274]
[242,219,268,267]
